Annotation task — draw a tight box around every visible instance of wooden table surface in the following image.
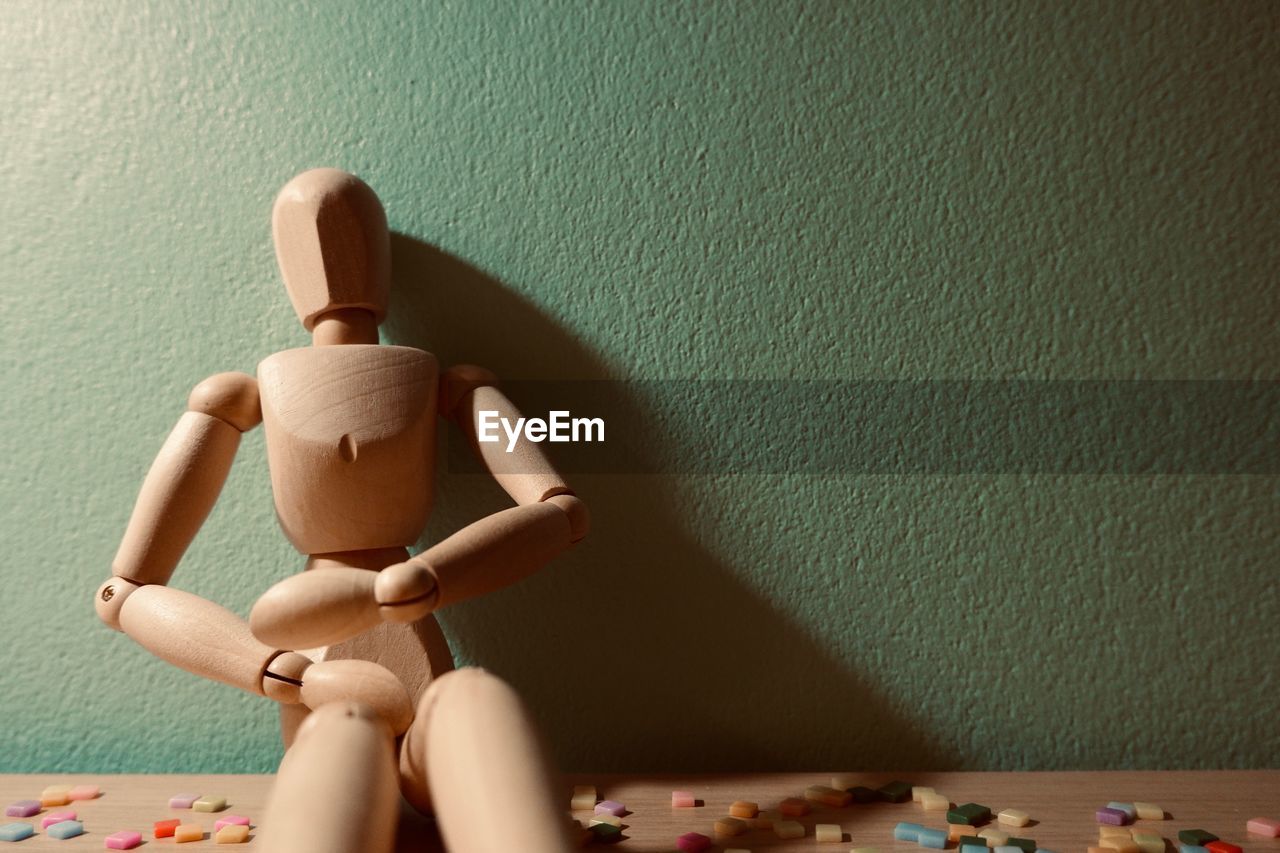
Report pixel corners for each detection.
[1,772,1276,851]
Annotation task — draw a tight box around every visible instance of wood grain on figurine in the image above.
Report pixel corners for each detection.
[249,568,383,649]
[112,411,242,585]
[272,169,391,330]
[450,384,572,506]
[298,660,414,735]
[412,502,572,609]
[257,345,438,554]
[259,703,400,853]
[118,586,277,696]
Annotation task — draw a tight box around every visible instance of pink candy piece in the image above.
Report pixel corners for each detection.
[671,790,696,808]
[4,801,40,818]
[677,832,712,852]
[69,785,100,801]
[105,830,143,849]
[215,815,252,831]
[594,800,626,817]
[1247,818,1280,838]
[168,792,201,809]
[42,810,76,829]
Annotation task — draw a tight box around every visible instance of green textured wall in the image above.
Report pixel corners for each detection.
[2,1,1277,774]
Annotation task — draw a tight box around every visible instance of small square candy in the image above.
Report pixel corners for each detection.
[47,819,85,839]
[671,790,695,808]
[215,815,252,831]
[169,792,201,809]
[1247,818,1280,838]
[895,822,926,842]
[216,824,251,844]
[105,830,143,850]
[570,786,596,810]
[0,823,35,842]
[175,823,204,842]
[594,800,625,817]
[155,818,182,838]
[193,796,227,813]
[677,832,711,852]
[816,823,843,842]
[774,820,806,839]
[1098,808,1131,826]
[3,801,39,818]
[40,786,71,808]
[42,811,77,829]
[69,785,100,801]
[714,817,747,837]
[1108,803,1137,821]
[729,800,757,818]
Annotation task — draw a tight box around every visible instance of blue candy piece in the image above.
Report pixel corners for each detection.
[994,847,1022,853]
[1180,847,1210,853]
[1107,802,1137,821]
[895,823,926,842]
[0,822,34,841]
[962,844,988,853]
[918,828,949,849]
[46,820,84,839]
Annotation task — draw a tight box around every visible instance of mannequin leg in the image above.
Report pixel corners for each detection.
[259,702,401,853]
[399,668,573,852]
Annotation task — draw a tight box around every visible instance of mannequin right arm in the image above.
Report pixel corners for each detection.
[93,373,306,699]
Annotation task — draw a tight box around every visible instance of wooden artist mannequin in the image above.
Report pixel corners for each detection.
[95,168,588,852]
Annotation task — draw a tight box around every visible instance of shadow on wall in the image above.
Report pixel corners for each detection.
[383,234,958,772]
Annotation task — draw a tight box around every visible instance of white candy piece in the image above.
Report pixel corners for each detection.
[913,786,936,803]
[816,824,842,843]
[1133,802,1164,820]
[921,792,951,812]
[998,809,1030,827]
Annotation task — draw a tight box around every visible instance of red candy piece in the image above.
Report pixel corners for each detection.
[154,818,181,838]
[677,832,712,852]
[1206,842,1242,853]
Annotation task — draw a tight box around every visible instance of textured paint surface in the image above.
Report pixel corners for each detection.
[1,2,1277,773]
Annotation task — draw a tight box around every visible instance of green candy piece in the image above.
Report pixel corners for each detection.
[849,786,879,803]
[877,781,913,803]
[959,836,986,847]
[1007,837,1036,852]
[1179,830,1219,846]
[589,822,623,843]
[948,803,993,825]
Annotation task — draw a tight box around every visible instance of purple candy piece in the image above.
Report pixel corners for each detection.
[4,801,40,818]
[1097,807,1130,826]
[169,792,201,809]
[594,799,626,816]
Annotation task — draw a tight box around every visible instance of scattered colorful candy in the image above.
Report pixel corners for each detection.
[998,808,1030,827]
[779,797,810,817]
[1133,802,1164,820]
[46,819,85,840]
[879,781,913,803]
[773,819,805,839]
[1098,807,1131,826]
[670,790,695,809]
[729,800,758,818]
[815,822,842,842]
[41,810,76,829]
[0,823,34,842]
[895,822,925,842]
[922,792,951,811]
[676,831,711,852]
[918,828,950,849]
[571,785,597,810]
[68,785,100,801]
[3,801,39,818]
[215,824,250,844]
[155,818,182,838]
[105,830,143,850]
[169,792,201,809]
[174,823,203,842]
[193,795,227,812]
[714,816,747,837]
[214,815,252,831]
[1179,830,1219,846]
[1247,817,1280,838]
[40,786,71,808]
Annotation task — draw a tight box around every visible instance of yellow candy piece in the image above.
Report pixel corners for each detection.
[1100,837,1139,853]
[193,796,227,813]
[998,809,1030,827]
[774,820,805,839]
[729,800,758,819]
[715,817,747,837]
[922,793,950,812]
[175,824,204,843]
[1099,826,1132,838]
[1132,832,1164,853]
[815,823,842,842]
[913,786,936,803]
[570,785,597,810]
[40,785,71,808]
[589,815,621,828]
[216,824,250,844]
[1133,802,1164,821]
[979,828,1011,847]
